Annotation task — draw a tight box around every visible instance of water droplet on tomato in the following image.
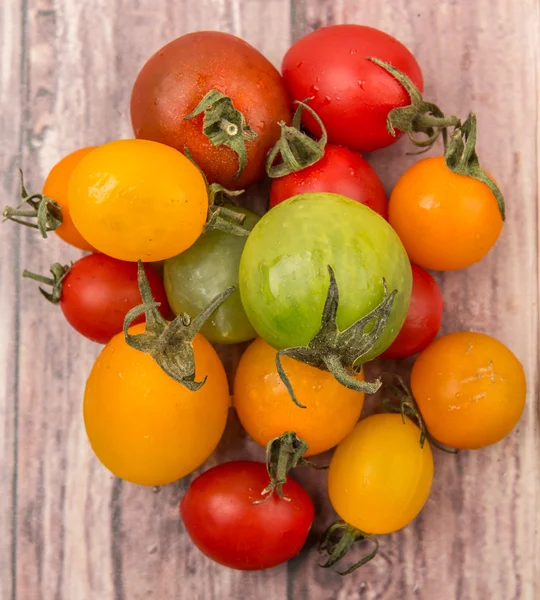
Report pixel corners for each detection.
[309,84,320,94]
[357,80,366,90]
[349,168,356,176]
[321,95,332,105]
[350,48,357,55]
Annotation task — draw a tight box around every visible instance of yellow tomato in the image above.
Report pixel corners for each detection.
[83,323,230,486]
[411,331,526,449]
[233,338,364,456]
[328,414,434,534]
[43,146,96,251]
[69,139,208,262]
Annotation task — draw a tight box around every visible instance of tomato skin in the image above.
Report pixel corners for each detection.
[389,157,503,271]
[60,254,169,344]
[84,324,230,486]
[411,332,526,449]
[43,147,96,251]
[282,25,423,153]
[69,139,208,262]
[180,461,314,570]
[131,31,292,189]
[328,414,433,535]
[234,338,364,456]
[239,193,411,360]
[269,145,388,218]
[382,264,444,359]
[164,206,258,344]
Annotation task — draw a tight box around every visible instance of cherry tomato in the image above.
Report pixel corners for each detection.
[43,147,96,251]
[69,139,208,262]
[164,205,258,344]
[84,324,230,486]
[60,254,169,344]
[180,461,314,570]
[131,31,291,189]
[269,145,388,218]
[282,25,423,153]
[411,332,526,449]
[382,264,444,359]
[389,157,503,270]
[234,338,364,456]
[239,193,411,361]
[328,414,433,535]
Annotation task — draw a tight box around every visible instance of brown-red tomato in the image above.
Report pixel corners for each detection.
[131,31,292,189]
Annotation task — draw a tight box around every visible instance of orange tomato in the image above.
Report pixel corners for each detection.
[43,147,96,251]
[84,323,230,486]
[233,338,364,456]
[389,157,503,271]
[69,139,208,262]
[411,331,526,449]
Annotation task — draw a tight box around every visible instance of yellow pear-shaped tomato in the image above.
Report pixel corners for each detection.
[69,139,208,262]
[83,323,230,486]
[328,414,434,535]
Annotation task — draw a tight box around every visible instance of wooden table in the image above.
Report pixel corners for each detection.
[1,1,538,599]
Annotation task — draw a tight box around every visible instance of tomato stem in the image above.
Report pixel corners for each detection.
[319,520,379,575]
[275,265,397,407]
[254,432,326,504]
[183,145,250,236]
[3,169,63,237]
[444,112,505,220]
[266,99,327,178]
[22,262,71,304]
[184,89,257,180]
[368,58,460,151]
[124,261,234,391]
[382,373,458,454]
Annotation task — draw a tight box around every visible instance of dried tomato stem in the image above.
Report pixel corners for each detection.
[319,520,379,575]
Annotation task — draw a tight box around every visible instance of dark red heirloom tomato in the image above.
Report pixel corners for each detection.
[269,145,388,218]
[382,264,443,359]
[131,31,292,189]
[60,254,169,344]
[180,461,314,570]
[282,25,423,153]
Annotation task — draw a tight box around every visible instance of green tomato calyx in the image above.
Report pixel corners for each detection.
[368,58,460,152]
[382,373,458,454]
[22,262,71,304]
[253,432,327,504]
[319,520,379,575]
[183,145,250,237]
[124,261,234,391]
[3,170,63,237]
[184,89,257,180]
[444,112,505,220]
[266,98,327,178]
[276,265,397,408]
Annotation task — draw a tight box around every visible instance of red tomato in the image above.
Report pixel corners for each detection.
[61,254,169,343]
[282,25,423,153]
[180,461,314,570]
[382,264,444,359]
[131,32,292,189]
[269,145,388,218]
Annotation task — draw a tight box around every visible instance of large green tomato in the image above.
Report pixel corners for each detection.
[164,205,259,344]
[239,193,412,360]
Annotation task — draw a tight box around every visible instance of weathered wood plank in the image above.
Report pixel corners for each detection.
[5,0,538,599]
[289,1,539,599]
[0,0,24,598]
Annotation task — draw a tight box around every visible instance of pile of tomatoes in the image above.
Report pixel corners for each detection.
[6,25,526,574]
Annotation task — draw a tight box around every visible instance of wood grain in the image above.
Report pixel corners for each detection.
[0,1,538,599]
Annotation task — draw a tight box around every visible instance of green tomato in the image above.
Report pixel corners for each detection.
[239,193,412,361]
[164,205,259,344]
